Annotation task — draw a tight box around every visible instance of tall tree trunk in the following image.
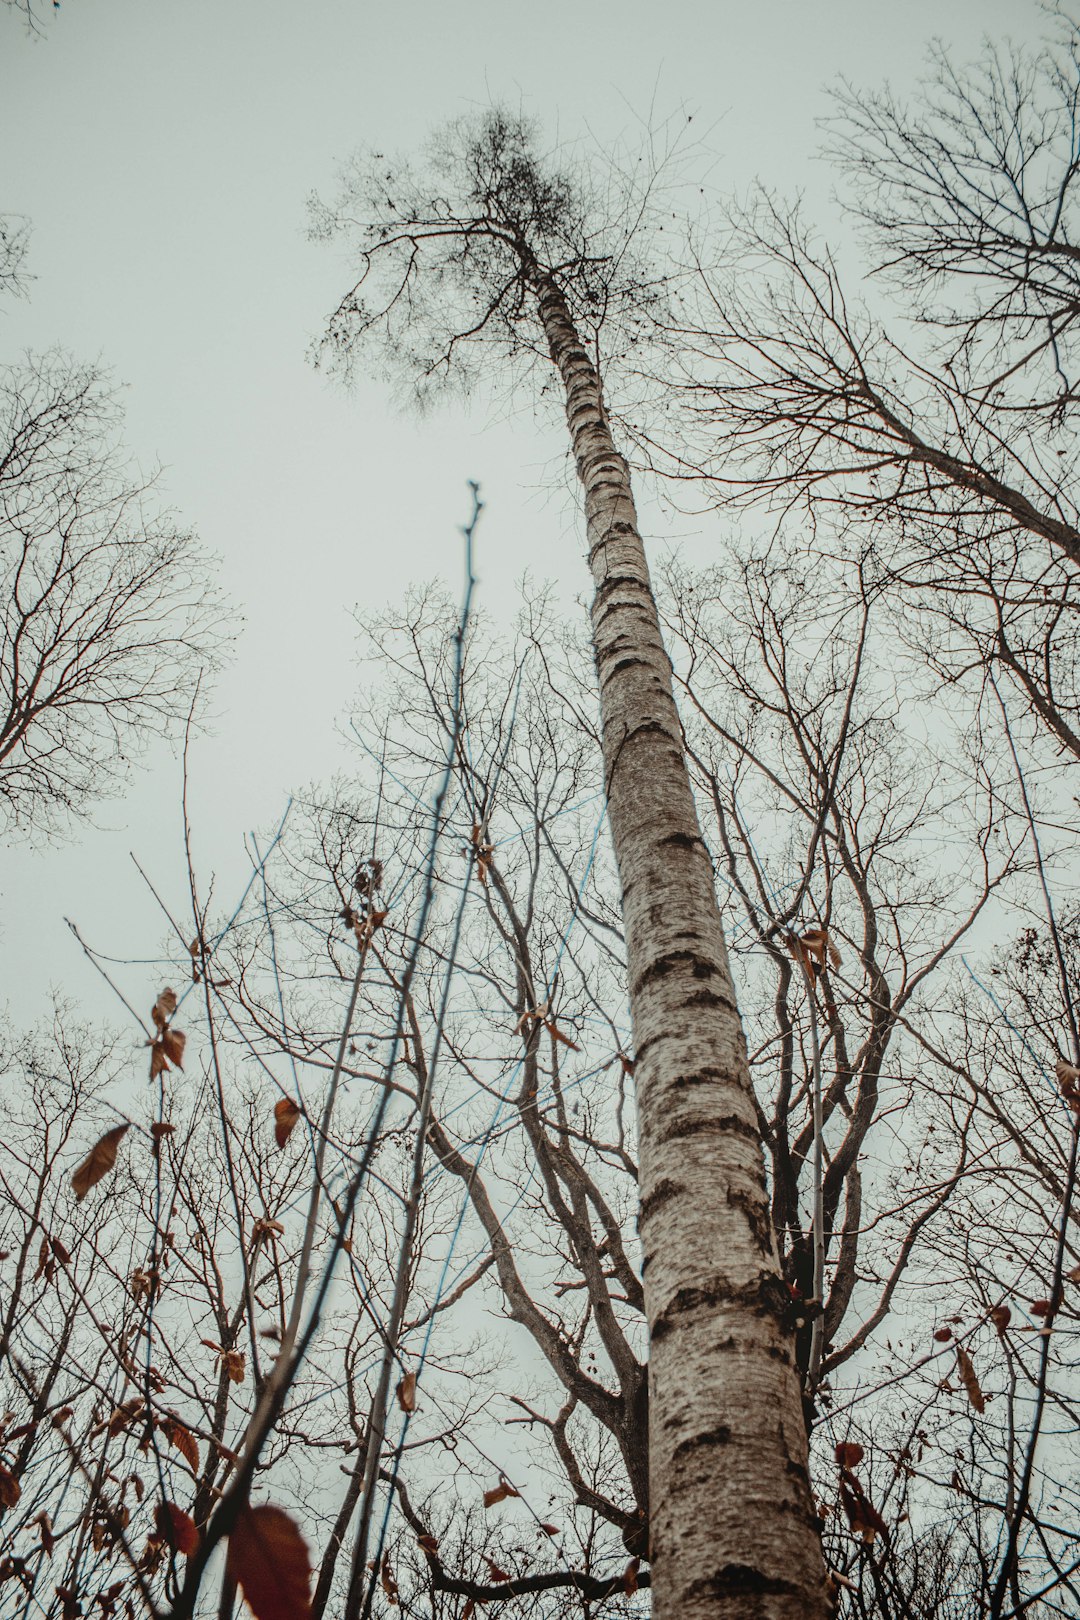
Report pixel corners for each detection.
[531,272,829,1620]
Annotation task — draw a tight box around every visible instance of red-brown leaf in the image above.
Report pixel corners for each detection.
[273,1098,302,1149]
[149,1027,186,1080]
[933,1327,953,1342]
[380,1552,399,1604]
[105,1398,144,1438]
[224,1351,246,1385]
[0,1465,20,1508]
[544,1019,580,1051]
[161,1029,186,1069]
[956,1345,985,1413]
[162,1418,200,1473]
[71,1125,129,1202]
[155,1501,199,1557]
[151,989,178,1031]
[834,1441,864,1471]
[989,1304,1011,1337]
[32,1512,54,1555]
[485,1557,510,1583]
[416,1533,439,1560]
[482,1477,520,1509]
[623,1557,640,1595]
[227,1504,313,1620]
[839,1475,888,1543]
[395,1371,416,1413]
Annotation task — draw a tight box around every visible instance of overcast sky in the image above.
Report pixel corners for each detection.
[0,0,1046,1024]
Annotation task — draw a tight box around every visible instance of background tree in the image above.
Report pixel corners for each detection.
[0,353,226,837]
[635,18,1080,770]
[3,552,1077,1620]
[0,214,30,300]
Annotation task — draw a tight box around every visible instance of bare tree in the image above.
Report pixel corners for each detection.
[0,353,227,837]
[310,111,829,1619]
[1,0,57,38]
[5,553,1077,1620]
[0,216,31,301]
[634,20,1080,771]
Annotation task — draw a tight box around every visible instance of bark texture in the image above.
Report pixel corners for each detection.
[532,274,829,1620]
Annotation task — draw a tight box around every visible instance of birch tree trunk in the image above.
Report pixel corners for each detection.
[531,272,830,1620]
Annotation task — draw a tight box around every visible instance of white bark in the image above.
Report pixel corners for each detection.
[533,275,830,1620]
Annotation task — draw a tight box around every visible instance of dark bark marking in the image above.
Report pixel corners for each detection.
[659,829,707,852]
[651,1273,792,1342]
[593,572,650,608]
[688,1565,802,1600]
[638,1178,680,1224]
[630,1029,658,1062]
[600,655,651,685]
[632,949,720,996]
[726,1186,773,1255]
[655,1110,758,1148]
[672,1424,732,1461]
[683,987,738,1013]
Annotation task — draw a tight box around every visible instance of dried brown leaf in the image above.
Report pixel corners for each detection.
[834,1441,864,1471]
[104,1398,144,1438]
[162,1417,200,1473]
[252,1218,285,1244]
[839,1474,888,1543]
[155,1501,199,1557]
[227,1504,313,1620]
[151,989,178,1031]
[72,1125,129,1202]
[956,1345,986,1413]
[395,1371,416,1413]
[0,1465,20,1508]
[544,1019,580,1052]
[380,1553,399,1604]
[149,1027,186,1080]
[482,1477,519,1509]
[273,1098,301,1150]
[161,1029,186,1069]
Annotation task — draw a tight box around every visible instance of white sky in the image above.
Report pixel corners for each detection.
[0,0,1045,1022]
